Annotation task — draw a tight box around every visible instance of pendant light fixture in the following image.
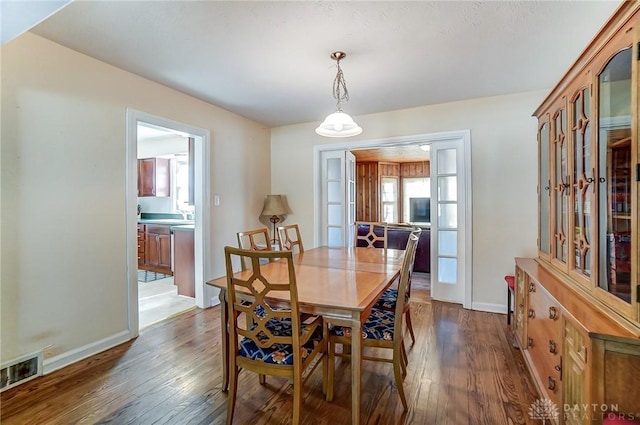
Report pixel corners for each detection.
[315,51,363,138]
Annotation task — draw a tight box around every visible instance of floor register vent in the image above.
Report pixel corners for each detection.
[1,352,43,392]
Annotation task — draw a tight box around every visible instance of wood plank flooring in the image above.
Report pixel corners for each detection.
[1,285,539,425]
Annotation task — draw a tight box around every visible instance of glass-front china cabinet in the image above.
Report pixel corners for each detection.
[516,3,640,422]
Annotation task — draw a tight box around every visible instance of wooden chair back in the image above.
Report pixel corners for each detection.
[396,229,421,320]
[354,221,388,248]
[236,228,272,270]
[225,247,300,356]
[277,224,304,253]
[223,246,325,424]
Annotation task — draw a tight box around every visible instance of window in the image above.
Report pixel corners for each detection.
[380,177,398,223]
[174,156,194,218]
[403,177,430,223]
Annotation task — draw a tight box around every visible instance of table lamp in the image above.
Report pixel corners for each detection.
[260,194,292,244]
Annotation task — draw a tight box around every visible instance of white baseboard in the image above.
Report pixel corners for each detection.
[471,302,507,314]
[208,295,221,308]
[42,330,131,375]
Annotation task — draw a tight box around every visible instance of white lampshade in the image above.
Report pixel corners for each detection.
[315,110,363,138]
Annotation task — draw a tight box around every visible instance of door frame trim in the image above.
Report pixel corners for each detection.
[125,109,211,336]
[312,130,472,308]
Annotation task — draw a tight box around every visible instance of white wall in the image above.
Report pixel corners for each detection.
[271,91,544,309]
[1,33,271,365]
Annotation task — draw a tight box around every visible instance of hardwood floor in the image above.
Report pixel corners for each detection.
[1,286,539,425]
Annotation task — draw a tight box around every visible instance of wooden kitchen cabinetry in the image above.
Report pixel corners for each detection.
[137,224,146,268]
[173,226,195,297]
[139,224,172,275]
[517,3,640,422]
[138,157,170,197]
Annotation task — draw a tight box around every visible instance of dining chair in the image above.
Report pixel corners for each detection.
[277,224,304,253]
[224,246,327,425]
[326,232,419,410]
[354,221,388,248]
[374,227,422,345]
[236,228,272,270]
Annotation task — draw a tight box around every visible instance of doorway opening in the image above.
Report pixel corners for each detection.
[136,123,196,328]
[126,109,211,336]
[314,130,472,308]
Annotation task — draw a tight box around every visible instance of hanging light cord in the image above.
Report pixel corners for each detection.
[332,57,349,110]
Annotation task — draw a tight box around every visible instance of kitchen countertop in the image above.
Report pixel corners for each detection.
[171,224,194,231]
[138,219,195,226]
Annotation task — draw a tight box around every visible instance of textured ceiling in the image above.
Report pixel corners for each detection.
[28,1,621,127]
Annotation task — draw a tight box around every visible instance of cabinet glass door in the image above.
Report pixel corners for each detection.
[597,46,632,303]
[553,108,569,265]
[539,121,551,258]
[571,87,593,279]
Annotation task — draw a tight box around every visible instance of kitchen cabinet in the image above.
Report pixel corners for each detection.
[173,226,195,297]
[138,157,170,197]
[140,224,172,275]
[137,224,145,268]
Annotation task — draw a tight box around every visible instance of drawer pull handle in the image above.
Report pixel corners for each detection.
[528,282,536,293]
[528,337,534,348]
[549,306,559,320]
[549,340,557,354]
[548,377,556,391]
[528,309,535,319]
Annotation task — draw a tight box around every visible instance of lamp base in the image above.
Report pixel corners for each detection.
[269,215,281,246]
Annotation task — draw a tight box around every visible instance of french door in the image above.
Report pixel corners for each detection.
[319,150,356,247]
[429,138,469,306]
[316,131,471,308]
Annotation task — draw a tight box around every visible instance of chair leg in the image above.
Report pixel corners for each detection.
[226,363,239,425]
[405,310,416,346]
[259,374,266,385]
[507,288,512,325]
[393,353,408,411]
[400,342,408,378]
[292,372,302,425]
[326,340,335,402]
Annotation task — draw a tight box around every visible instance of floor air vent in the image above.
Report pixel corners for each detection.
[1,352,42,391]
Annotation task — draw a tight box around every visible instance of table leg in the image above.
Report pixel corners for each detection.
[350,314,362,425]
[219,288,229,392]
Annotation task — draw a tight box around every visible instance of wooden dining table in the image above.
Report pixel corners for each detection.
[206,246,405,425]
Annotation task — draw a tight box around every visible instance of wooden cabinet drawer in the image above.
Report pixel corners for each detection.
[146,224,171,235]
[527,281,562,403]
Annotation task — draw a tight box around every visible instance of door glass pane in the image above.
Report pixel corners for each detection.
[438,257,457,284]
[327,181,341,203]
[327,227,342,247]
[437,204,457,228]
[437,149,456,174]
[327,204,341,226]
[539,123,550,254]
[438,230,457,256]
[597,47,632,302]
[327,158,340,180]
[437,176,457,201]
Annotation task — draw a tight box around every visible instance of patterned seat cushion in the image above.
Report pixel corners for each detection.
[373,287,409,310]
[329,309,395,341]
[238,318,323,365]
